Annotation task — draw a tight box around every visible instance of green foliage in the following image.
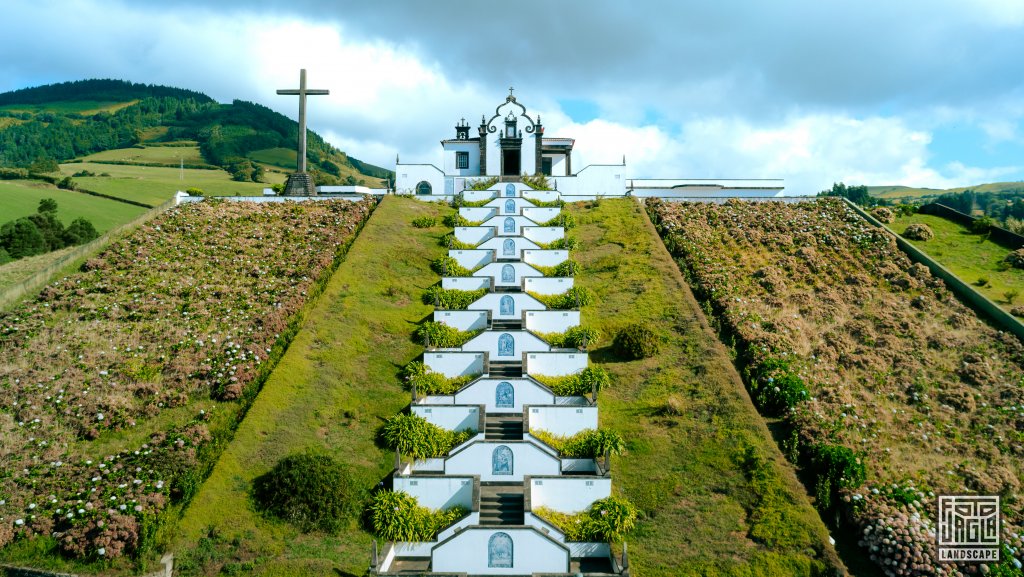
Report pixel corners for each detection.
[971,215,995,233]
[538,236,578,250]
[415,321,478,348]
[421,285,486,309]
[29,157,60,173]
[530,286,595,309]
[378,412,474,459]
[368,491,468,542]
[400,361,476,395]
[747,357,809,416]
[612,324,661,360]
[531,428,624,458]
[441,212,480,228]
[0,199,97,261]
[62,217,99,245]
[185,187,206,196]
[527,197,566,209]
[531,259,580,277]
[37,197,58,213]
[449,193,491,208]
[411,216,436,228]
[466,176,499,191]
[533,366,611,396]
[430,255,473,276]
[250,450,363,533]
[439,233,476,249]
[521,173,552,190]
[540,212,577,230]
[817,182,876,207]
[0,246,11,265]
[539,325,601,348]
[533,496,638,542]
[803,443,866,513]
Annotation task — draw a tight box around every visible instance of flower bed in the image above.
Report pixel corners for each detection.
[649,197,1024,575]
[0,198,374,561]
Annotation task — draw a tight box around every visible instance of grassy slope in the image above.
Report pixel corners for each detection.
[59,162,285,206]
[0,100,139,115]
[569,199,844,576]
[248,147,387,189]
[891,212,1024,311]
[0,179,146,231]
[870,181,1024,200]
[77,144,211,166]
[172,197,447,576]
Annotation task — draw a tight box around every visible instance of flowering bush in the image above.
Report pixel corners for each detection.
[0,198,373,558]
[648,197,1024,574]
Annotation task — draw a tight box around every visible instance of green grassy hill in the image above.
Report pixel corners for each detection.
[0,79,392,188]
[0,179,146,231]
[870,181,1024,201]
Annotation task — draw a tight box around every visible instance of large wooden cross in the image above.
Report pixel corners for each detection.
[277,69,329,173]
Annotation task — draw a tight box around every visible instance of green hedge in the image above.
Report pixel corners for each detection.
[378,412,474,459]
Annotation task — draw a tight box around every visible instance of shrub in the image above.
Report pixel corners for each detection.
[521,173,552,190]
[531,428,624,458]
[430,255,473,276]
[378,412,474,459]
[442,213,474,227]
[533,259,579,277]
[902,223,933,240]
[541,236,578,250]
[411,216,436,228]
[748,357,809,416]
[975,276,990,287]
[1005,289,1020,304]
[533,366,611,396]
[533,496,638,542]
[612,324,661,360]
[804,443,866,513]
[541,325,601,349]
[415,321,478,348]
[185,187,206,197]
[439,233,476,249]
[541,213,577,230]
[251,450,362,532]
[368,491,468,542]
[870,207,894,223]
[971,215,995,234]
[466,176,499,191]
[400,361,476,395]
[531,286,595,309]
[1004,248,1024,269]
[422,285,487,309]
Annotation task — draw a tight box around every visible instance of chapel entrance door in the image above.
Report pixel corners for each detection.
[502,150,520,176]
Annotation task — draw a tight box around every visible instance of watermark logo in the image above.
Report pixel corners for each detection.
[937,495,1000,563]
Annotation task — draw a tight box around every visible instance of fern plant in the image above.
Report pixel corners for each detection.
[532,366,611,396]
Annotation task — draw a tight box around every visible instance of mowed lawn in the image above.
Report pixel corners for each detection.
[892,212,1024,312]
[172,197,449,576]
[0,179,146,231]
[76,144,212,166]
[569,199,843,575]
[60,162,285,206]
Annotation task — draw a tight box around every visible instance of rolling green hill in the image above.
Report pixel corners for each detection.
[869,181,1024,201]
[0,79,392,187]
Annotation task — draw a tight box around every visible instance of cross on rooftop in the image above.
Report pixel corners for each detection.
[277,69,329,173]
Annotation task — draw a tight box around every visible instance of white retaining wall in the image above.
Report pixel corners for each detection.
[445,441,561,482]
[478,236,540,254]
[527,405,598,437]
[425,352,485,377]
[523,190,560,203]
[474,262,544,288]
[441,276,490,291]
[523,249,569,268]
[524,276,573,295]
[482,215,541,236]
[459,207,496,222]
[528,476,611,513]
[448,249,493,270]
[470,292,547,318]
[412,405,482,433]
[486,197,537,214]
[454,378,556,413]
[455,226,494,246]
[525,310,579,333]
[522,226,564,244]
[431,527,569,575]
[393,476,475,511]
[522,207,561,223]
[434,310,489,331]
[525,352,587,376]
[462,330,550,358]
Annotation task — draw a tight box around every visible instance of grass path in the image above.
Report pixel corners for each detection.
[892,212,1024,312]
[570,199,845,576]
[171,196,448,576]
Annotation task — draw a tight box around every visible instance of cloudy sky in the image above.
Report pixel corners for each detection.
[3,0,1024,193]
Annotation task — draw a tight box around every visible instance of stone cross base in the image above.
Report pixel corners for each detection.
[282,172,317,196]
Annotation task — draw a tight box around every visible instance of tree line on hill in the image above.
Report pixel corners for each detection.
[0,198,99,265]
[0,79,392,185]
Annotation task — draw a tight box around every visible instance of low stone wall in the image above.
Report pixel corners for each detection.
[844,199,1024,342]
[918,202,1024,249]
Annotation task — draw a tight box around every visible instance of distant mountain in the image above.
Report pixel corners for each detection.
[0,79,392,186]
[868,181,1024,201]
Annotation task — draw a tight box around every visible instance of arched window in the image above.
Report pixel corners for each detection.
[416,181,432,195]
[496,382,514,408]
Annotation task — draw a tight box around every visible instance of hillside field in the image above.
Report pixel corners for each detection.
[0,100,139,115]
[76,143,211,166]
[59,161,285,206]
[892,212,1024,313]
[870,181,1024,201]
[0,179,147,231]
